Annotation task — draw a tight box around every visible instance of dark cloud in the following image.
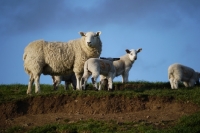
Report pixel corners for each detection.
[0,1,71,35]
[1,0,200,36]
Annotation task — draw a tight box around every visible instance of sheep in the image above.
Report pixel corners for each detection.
[168,63,200,89]
[51,73,76,90]
[100,48,142,85]
[23,31,102,94]
[81,57,119,91]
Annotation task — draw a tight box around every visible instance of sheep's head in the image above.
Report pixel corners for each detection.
[126,48,142,61]
[79,31,101,48]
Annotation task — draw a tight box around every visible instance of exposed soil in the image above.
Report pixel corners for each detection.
[0,93,199,130]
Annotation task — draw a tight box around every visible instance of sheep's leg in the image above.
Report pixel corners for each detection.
[98,75,103,90]
[72,81,76,90]
[54,80,61,90]
[64,81,68,90]
[81,77,88,90]
[188,79,195,87]
[91,75,98,90]
[169,78,174,89]
[75,73,82,90]
[27,74,34,94]
[107,76,113,91]
[183,82,189,87]
[173,79,178,89]
[34,74,41,93]
[122,72,129,83]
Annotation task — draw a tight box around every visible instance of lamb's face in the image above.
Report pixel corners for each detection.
[126,48,142,62]
[79,31,101,48]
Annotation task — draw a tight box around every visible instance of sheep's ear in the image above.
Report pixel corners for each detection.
[96,31,101,36]
[137,48,142,53]
[79,32,86,36]
[126,49,130,53]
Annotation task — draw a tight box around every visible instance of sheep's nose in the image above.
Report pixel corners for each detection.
[135,57,137,60]
[87,42,91,45]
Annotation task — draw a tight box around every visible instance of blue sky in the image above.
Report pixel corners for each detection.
[1,0,200,84]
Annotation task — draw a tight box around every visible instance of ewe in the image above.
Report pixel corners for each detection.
[82,58,119,91]
[100,48,142,85]
[23,31,102,94]
[168,63,200,89]
[52,73,76,90]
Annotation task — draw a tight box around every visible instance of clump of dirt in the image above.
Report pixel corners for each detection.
[0,95,199,129]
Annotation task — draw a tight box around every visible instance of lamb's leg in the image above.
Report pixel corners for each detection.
[107,76,113,91]
[34,74,41,93]
[122,72,129,83]
[81,76,88,90]
[91,75,98,90]
[27,74,34,94]
[98,75,103,90]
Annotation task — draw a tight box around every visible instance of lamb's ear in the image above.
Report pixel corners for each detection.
[96,31,101,36]
[137,48,142,53]
[79,32,86,36]
[126,49,131,54]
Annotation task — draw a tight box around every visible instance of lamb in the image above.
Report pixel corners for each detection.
[100,48,142,85]
[23,31,102,94]
[168,63,200,89]
[81,58,119,91]
[52,73,76,90]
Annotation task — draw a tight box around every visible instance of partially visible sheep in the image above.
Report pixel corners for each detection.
[23,31,102,94]
[100,48,142,84]
[52,73,76,90]
[168,63,200,89]
[82,58,118,91]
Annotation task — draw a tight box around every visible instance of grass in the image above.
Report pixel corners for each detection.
[1,82,200,133]
[5,113,200,133]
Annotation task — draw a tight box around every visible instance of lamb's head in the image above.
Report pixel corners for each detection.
[79,31,101,48]
[126,48,142,61]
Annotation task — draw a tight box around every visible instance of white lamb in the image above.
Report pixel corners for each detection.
[23,31,102,94]
[52,73,76,90]
[100,48,142,84]
[82,58,119,91]
[168,63,200,89]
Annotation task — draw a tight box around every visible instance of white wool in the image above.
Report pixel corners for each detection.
[52,73,76,90]
[82,58,116,91]
[23,31,102,94]
[168,63,200,89]
[100,48,142,84]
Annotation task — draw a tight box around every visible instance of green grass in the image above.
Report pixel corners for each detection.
[2,82,200,105]
[5,113,200,133]
[1,82,200,133]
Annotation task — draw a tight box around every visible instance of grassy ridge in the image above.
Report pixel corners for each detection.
[1,82,200,133]
[1,82,200,105]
